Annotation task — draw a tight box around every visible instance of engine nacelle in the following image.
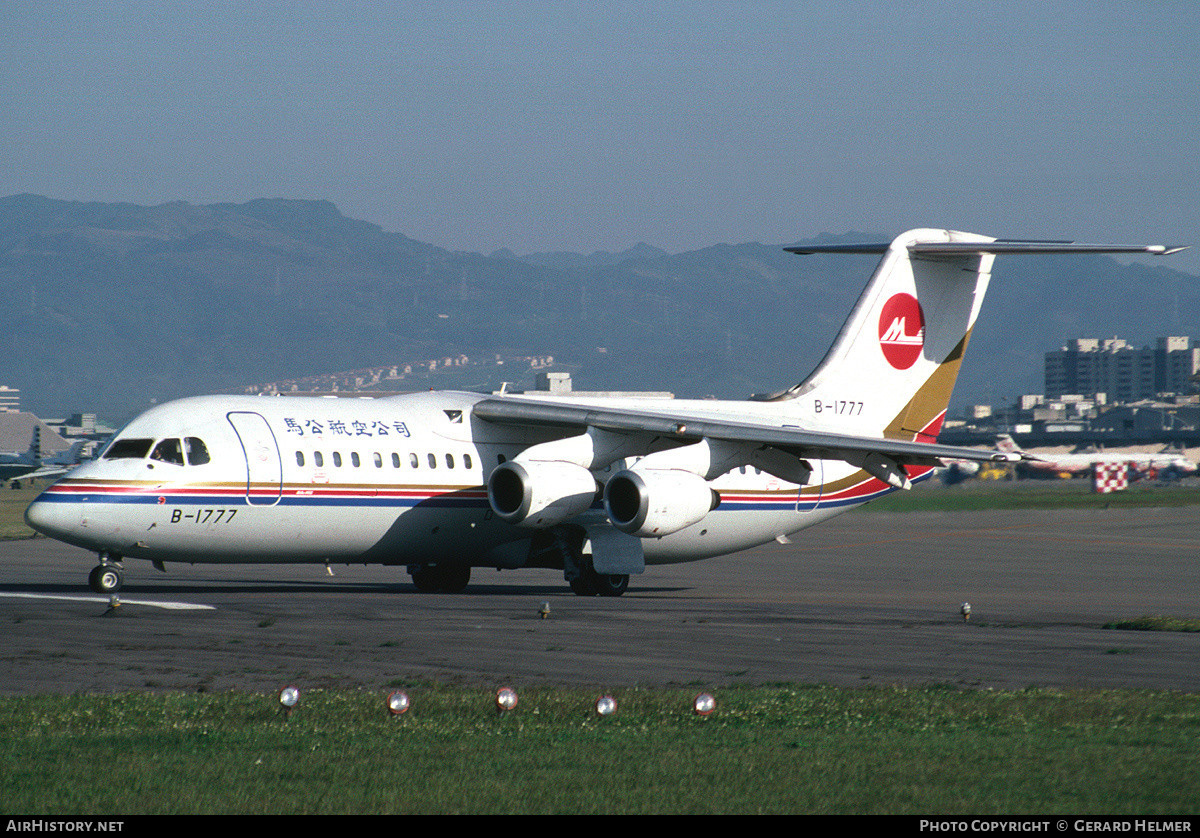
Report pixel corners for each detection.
[603,468,719,538]
[487,460,598,528]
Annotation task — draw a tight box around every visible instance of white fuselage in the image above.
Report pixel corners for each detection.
[25,391,907,571]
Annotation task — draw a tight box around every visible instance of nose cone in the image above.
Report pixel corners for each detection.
[24,495,74,542]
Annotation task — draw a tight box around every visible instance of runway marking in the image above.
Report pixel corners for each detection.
[0,592,215,611]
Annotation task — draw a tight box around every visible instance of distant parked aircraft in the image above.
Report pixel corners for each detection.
[0,427,88,485]
[996,434,1197,479]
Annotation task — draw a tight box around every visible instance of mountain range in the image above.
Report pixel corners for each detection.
[1,193,1196,423]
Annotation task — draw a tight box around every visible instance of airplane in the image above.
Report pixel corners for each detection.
[1,427,88,486]
[995,434,1198,479]
[0,427,43,483]
[937,458,981,485]
[23,229,1186,597]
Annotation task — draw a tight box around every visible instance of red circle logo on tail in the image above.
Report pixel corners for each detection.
[878,293,925,370]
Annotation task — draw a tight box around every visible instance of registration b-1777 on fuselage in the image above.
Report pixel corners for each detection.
[25,230,1186,596]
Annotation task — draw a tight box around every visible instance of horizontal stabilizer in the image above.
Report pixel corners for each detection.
[787,240,1188,256]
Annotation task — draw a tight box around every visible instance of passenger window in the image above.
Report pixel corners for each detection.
[315,452,324,467]
[150,438,185,466]
[296,451,305,467]
[446,453,455,469]
[464,454,473,469]
[427,453,436,469]
[185,438,210,466]
[333,452,342,467]
[351,452,361,468]
[374,452,383,468]
[410,453,419,468]
[392,453,401,468]
[104,438,154,460]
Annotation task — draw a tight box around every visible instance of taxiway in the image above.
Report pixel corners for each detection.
[3,507,1199,694]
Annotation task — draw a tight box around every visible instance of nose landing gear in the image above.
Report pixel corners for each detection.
[88,555,124,594]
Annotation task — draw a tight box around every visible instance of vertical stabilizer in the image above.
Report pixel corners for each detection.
[778,229,996,441]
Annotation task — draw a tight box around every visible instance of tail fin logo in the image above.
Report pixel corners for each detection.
[878,293,925,369]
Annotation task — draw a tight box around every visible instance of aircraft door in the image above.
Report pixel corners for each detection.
[800,459,824,511]
[227,411,283,506]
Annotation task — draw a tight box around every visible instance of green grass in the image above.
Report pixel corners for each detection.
[2,686,1199,814]
[864,478,1200,513]
[1103,615,1200,633]
[0,485,39,539]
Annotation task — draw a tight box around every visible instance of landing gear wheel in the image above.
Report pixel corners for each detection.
[568,553,629,597]
[593,573,629,597]
[437,565,471,593]
[569,574,597,596]
[89,564,123,594]
[409,564,471,593]
[410,567,440,592]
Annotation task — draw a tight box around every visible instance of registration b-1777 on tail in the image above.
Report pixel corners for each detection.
[25,230,1186,596]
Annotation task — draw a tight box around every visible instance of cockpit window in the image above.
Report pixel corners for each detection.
[185,437,210,466]
[103,436,210,465]
[150,438,185,466]
[104,438,154,459]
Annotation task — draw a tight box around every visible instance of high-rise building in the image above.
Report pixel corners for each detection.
[1044,337,1200,401]
[0,386,18,413]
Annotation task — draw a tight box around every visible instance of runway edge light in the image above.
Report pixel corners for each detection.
[387,691,410,716]
[495,687,518,714]
[278,685,300,716]
[693,693,716,716]
[594,695,617,717]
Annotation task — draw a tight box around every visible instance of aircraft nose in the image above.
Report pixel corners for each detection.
[24,496,72,541]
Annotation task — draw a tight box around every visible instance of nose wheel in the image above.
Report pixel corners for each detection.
[88,561,124,594]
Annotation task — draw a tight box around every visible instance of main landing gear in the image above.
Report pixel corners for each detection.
[408,563,471,593]
[544,527,630,597]
[88,554,124,594]
[566,552,629,597]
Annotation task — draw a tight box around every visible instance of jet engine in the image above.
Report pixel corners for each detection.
[603,468,720,538]
[487,460,598,528]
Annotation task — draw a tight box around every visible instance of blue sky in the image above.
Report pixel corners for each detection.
[3,1,1197,273]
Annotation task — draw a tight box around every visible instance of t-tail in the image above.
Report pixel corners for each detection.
[994,433,1022,454]
[769,229,1187,445]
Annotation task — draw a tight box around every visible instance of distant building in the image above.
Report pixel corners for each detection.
[1044,337,1200,402]
[1092,400,1200,433]
[503,372,673,400]
[0,386,19,413]
[0,413,70,456]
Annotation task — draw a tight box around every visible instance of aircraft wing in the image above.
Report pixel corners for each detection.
[472,396,1020,469]
[17,464,77,482]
